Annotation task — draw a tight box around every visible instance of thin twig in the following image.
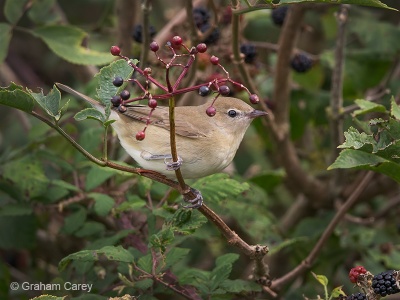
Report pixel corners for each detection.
[140,0,152,68]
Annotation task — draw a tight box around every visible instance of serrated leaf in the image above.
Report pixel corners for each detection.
[220,279,262,293]
[149,227,175,252]
[62,207,87,234]
[312,272,328,287]
[89,193,115,216]
[134,278,154,290]
[74,108,106,123]
[0,83,35,112]
[215,253,239,267]
[59,245,134,271]
[114,195,146,213]
[391,97,400,120]
[210,264,232,291]
[85,166,114,191]
[4,0,29,24]
[167,209,207,234]
[0,23,12,63]
[277,0,397,10]
[163,247,190,270]
[337,127,375,150]
[31,25,114,65]
[94,59,135,105]
[30,85,63,120]
[352,99,387,117]
[137,254,153,273]
[331,286,345,297]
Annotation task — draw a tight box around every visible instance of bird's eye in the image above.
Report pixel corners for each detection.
[228,110,237,118]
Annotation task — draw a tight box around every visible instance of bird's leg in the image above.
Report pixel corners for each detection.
[182,188,203,209]
[164,156,183,171]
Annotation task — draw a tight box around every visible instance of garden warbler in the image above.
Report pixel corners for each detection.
[57,83,267,180]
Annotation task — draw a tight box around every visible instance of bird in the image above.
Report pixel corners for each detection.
[57,83,267,205]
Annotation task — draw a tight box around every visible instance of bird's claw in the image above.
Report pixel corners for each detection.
[182,188,203,209]
[165,156,183,171]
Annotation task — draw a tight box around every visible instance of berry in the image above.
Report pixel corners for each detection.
[240,43,257,64]
[271,6,289,26]
[199,23,220,45]
[193,7,210,27]
[196,43,207,53]
[171,36,183,46]
[346,292,367,300]
[290,53,313,73]
[348,266,367,284]
[210,55,219,65]
[113,76,124,87]
[249,94,259,104]
[111,95,122,107]
[372,270,400,297]
[198,86,210,96]
[120,90,130,100]
[118,105,127,113]
[110,45,121,56]
[148,99,157,108]
[132,24,156,43]
[219,85,230,96]
[136,131,145,141]
[206,106,216,117]
[149,41,159,52]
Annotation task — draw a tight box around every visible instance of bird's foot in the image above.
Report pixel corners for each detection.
[182,188,203,209]
[165,156,183,171]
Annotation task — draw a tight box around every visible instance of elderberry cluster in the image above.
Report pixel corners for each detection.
[193,7,220,45]
[346,293,366,300]
[372,270,400,297]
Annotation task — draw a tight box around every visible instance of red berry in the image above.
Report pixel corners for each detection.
[249,94,259,104]
[348,266,367,283]
[148,99,157,108]
[219,85,230,96]
[136,131,145,141]
[149,41,159,52]
[171,36,183,46]
[210,55,219,65]
[206,106,216,117]
[196,43,207,53]
[110,45,121,56]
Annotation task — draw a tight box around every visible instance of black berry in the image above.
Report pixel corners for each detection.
[132,24,157,43]
[193,7,210,27]
[120,90,130,100]
[290,53,313,73]
[199,86,210,96]
[199,24,220,45]
[111,95,121,107]
[219,85,230,96]
[372,270,400,297]
[113,76,124,87]
[271,6,289,26]
[346,293,367,300]
[240,43,257,64]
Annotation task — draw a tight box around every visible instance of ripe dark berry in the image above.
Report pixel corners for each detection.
[346,292,367,300]
[118,105,127,113]
[198,86,210,96]
[290,53,313,73]
[193,7,210,27]
[149,41,159,52]
[110,45,121,56]
[271,6,289,26]
[111,95,122,107]
[148,99,157,109]
[372,270,400,297]
[199,23,220,45]
[240,43,257,64]
[348,266,367,284]
[120,90,130,100]
[136,131,145,141]
[219,85,230,96]
[113,76,124,87]
[206,106,216,117]
[171,36,183,46]
[210,55,219,65]
[249,94,260,104]
[132,24,156,43]
[196,43,207,53]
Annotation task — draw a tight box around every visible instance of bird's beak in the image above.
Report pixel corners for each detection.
[248,109,268,119]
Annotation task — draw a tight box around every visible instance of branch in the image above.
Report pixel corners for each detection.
[115,0,138,57]
[139,0,152,68]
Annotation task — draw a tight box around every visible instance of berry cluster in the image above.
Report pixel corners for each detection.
[240,43,257,64]
[132,24,157,43]
[271,6,289,26]
[346,292,366,300]
[349,266,367,283]
[108,36,260,140]
[372,270,400,297]
[290,53,313,73]
[193,7,220,45]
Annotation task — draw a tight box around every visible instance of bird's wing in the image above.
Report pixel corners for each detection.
[120,105,209,138]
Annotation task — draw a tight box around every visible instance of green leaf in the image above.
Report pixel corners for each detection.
[277,0,397,10]
[74,221,105,237]
[338,127,375,150]
[85,166,115,191]
[352,99,387,117]
[27,0,60,24]
[62,207,87,234]
[167,209,207,234]
[391,97,400,120]
[86,229,133,250]
[137,254,153,273]
[94,59,135,105]
[4,0,29,24]
[0,83,35,112]
[215,253,239,267]
[30,295,67,300]
[149,227,175,252]
[0,203,32,216]
[191,174,250,204]
[74,108,106,123]
[51,179,80,192]
[89,193,115,216]
[114,195,146,213]
[59,245,134,271]
[0,23,12,63]
[219,279,262,293]
[312,272,328,287]
[210,264,233,291]
[250,169,285,192]
[134,278,154,290]
[30,85,63,120]
[31,25,115,65]
[331,286,346,298]
[0,215,36,249]
[163,247,190,270]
